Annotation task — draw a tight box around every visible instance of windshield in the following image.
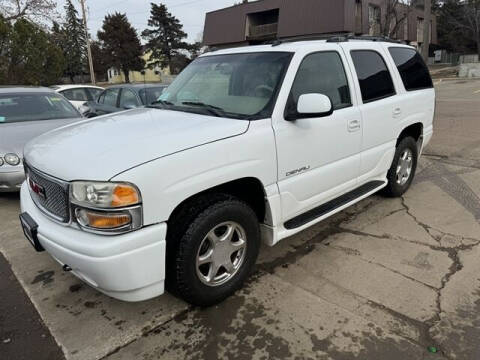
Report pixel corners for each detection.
[139,87,166,105]
[156,52,293,119]
[0,93,80,123]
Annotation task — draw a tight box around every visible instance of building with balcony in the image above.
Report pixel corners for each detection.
[203,0,436,50]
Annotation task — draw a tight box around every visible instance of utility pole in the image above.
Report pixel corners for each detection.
[421,0,432,62]
[79,0,96,85]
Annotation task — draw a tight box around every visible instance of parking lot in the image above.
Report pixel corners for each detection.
[1,79,480,360]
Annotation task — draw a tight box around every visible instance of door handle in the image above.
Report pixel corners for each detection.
[348,119,361,132]
[393,108,402,117]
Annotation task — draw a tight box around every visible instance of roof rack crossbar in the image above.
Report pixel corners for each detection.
[269,33,404,46]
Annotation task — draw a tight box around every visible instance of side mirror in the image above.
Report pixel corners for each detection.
[295,94,333,119]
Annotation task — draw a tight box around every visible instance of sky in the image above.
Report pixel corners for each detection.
[59,0,237,43]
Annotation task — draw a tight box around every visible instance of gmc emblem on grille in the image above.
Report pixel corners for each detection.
[29,177,46,199]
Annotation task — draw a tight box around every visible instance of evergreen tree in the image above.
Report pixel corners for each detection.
[0,16,11,84]
[97,12,145,83]
[62,0,86,83]
[142,3,188,74]
[4,18,64,85]
[90,40,109,82]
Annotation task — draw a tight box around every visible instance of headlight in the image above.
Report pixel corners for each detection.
[4,153,20,166]
[71,181,141,208]
[0,157,3,166]
[70,181,142,234]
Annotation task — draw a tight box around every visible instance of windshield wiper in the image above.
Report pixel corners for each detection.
[181,101,226,117]
[148,100,174,108]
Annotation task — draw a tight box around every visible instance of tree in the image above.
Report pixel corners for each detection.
[0,0,57,22]
[3,18,64,85]
[90,40,109,82]
[142,3,188,74]
[0,15,11,84]
[440,0,480,57]
[59,0,86,83]
[380,0,413,38]
[437,0,475,52]
[97,13,145,83]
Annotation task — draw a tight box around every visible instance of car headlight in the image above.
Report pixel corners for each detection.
[4,153,20,166]
[0,157,3,166]
[70,181,142,233]
[71,181,141,208]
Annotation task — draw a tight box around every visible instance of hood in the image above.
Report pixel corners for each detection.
[0,118,82,157]
[24,108,249,181]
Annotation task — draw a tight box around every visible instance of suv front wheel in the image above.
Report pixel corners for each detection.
[383,136,419,197]
[168,195,260,306]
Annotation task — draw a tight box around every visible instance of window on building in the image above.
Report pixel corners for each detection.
[368,4,381,36]
[351,50,396,103]
[246,9,279,40]
[417,17,424,43]
[355,0,363,34]
[388,47,433,91]
[286,51,352,118]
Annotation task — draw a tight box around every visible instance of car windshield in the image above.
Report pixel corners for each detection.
[0,93,80,123]
[139,87,166,105]
[155,52,293,119]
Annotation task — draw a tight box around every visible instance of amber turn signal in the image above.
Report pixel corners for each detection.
[76,209,131,230]
[111,184,140,207]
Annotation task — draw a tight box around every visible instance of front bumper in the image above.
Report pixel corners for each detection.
[20,183,167,302]
[0,168,24,192]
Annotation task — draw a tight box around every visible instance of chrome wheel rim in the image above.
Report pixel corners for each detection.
[196,221,247,287]
[396,149,413,186]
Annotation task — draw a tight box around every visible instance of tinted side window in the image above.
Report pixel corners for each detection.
[287,51,351,117]
[104,88,120,107]
[388,47,433,91]
[351,50,396,103]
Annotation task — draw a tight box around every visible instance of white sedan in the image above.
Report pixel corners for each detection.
[51,85,104,110]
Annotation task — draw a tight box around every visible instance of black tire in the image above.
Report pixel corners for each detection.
[382,136,418,197]
[166,194,260,306]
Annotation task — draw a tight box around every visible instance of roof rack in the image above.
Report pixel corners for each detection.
[270,33,403,46]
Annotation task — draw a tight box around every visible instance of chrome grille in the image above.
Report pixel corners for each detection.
[25,164,70,223]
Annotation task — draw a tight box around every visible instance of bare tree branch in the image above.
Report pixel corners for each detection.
[0,0,58,22]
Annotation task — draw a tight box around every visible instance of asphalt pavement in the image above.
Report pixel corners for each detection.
[1,78,480,359]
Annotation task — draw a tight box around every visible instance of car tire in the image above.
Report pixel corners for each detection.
[382,136,418,198]
[167,194,260,306]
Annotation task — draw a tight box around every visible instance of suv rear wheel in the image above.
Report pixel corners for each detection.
[383,136,418,197]
[167,195,260,306]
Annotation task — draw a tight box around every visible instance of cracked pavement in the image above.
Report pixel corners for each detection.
[1,79,480,359]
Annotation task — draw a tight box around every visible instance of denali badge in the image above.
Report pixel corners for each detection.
[29,177,46,199]
[286,166,311,177]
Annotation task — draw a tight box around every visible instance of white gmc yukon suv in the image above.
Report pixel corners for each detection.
[20,38,435,306]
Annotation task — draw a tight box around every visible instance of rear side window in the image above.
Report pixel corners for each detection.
[87,88,103,101]
[103,88,120,107]
[61,88,89,102]
[287,51,352,117]
[388,47,433,91]
[351,50,396,103]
